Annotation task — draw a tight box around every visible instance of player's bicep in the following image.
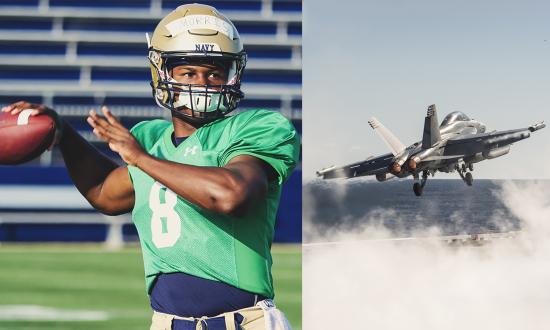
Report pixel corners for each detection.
[225,155,277,181]
[224,155,272,200]
[94,166,135,215]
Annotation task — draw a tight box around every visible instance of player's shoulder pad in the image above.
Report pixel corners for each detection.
[223,109,295,133]
[215,109,299,183]
[130,119,171,150]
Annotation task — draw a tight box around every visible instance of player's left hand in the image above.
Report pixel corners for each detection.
[87,106,146,166]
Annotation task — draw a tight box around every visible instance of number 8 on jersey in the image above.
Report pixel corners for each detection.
[149,182,181,248]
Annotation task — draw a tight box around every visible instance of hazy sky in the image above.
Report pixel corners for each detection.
[303,0,550,180]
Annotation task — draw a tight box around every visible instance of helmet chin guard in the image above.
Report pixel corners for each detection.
[148,4,247,124]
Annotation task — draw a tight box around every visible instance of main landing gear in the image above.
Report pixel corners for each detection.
[457,163,474,186]
[413,171,429,196]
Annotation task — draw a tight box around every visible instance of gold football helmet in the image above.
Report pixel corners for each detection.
[148,4,247,123]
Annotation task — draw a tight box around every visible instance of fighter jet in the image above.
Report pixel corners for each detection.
[317,104,545,196]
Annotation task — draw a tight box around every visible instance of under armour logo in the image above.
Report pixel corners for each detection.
[184,146,198,156]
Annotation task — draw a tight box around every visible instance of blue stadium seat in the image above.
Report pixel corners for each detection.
[0,0,39,6]
[274,170,301,242]
[104,96,156,106]
[163,0,262,12]
[0,66,80,80]
[0,17,52,31]
[0,166,71,184]
[0,41,66,55]
[0,223,107,242]
[120,117,159,129]
[0,95,42,105]
[63,18,156,33]
[50,0,151,9]
[273,1,302,13]
[64,118,94,131]
[234,22,277,35]
[91,68,149,81]
[53,96,96,105]
[239,99,281,109]
[291,118,301,134]
[288,23,301,35]
[78,42,146,57]
[246,46,292,60]
[244,70,301,84]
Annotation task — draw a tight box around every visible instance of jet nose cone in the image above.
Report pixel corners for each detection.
[529,122,546,132]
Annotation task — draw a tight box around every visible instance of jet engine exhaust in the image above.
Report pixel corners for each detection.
[408,159,417,171]
[390,163,402,175]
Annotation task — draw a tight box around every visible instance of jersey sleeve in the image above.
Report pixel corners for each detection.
[218,110,300,184]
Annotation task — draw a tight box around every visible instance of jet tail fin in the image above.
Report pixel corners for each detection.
[421,104,442,149]
[368,117,406,156]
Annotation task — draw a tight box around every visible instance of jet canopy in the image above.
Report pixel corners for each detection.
[440,111,470,127]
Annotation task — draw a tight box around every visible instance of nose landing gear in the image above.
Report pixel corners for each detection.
[457,164,474,186]
[464,172,473,186]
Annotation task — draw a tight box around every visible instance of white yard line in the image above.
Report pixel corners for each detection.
[0,305,109,321]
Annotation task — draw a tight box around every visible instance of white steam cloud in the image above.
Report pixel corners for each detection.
[303,180,550,330]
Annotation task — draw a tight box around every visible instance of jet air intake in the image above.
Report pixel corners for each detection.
[407,148,435,172]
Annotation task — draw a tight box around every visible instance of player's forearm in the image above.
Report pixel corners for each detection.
[135,153,251,215]
[58,120,119,205]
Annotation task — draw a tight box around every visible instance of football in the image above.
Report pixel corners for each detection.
[0,110,57,165]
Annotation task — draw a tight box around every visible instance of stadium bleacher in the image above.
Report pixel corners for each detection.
[0,0,302,244]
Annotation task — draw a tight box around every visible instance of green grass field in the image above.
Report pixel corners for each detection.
[0,243,301,330]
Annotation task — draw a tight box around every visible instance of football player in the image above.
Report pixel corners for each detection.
[2,4,299,330]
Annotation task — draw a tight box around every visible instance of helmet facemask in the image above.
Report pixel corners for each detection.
[149,49,247,124]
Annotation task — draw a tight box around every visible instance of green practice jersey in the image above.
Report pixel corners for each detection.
[127,109,299,298]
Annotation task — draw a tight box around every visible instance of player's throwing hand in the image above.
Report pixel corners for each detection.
[87,106,145,166]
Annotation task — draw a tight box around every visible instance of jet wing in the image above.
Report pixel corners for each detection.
[444,128,533,156]
[317,153,394,179]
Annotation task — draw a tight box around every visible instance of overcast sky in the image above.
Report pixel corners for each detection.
[303,0,550,180]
